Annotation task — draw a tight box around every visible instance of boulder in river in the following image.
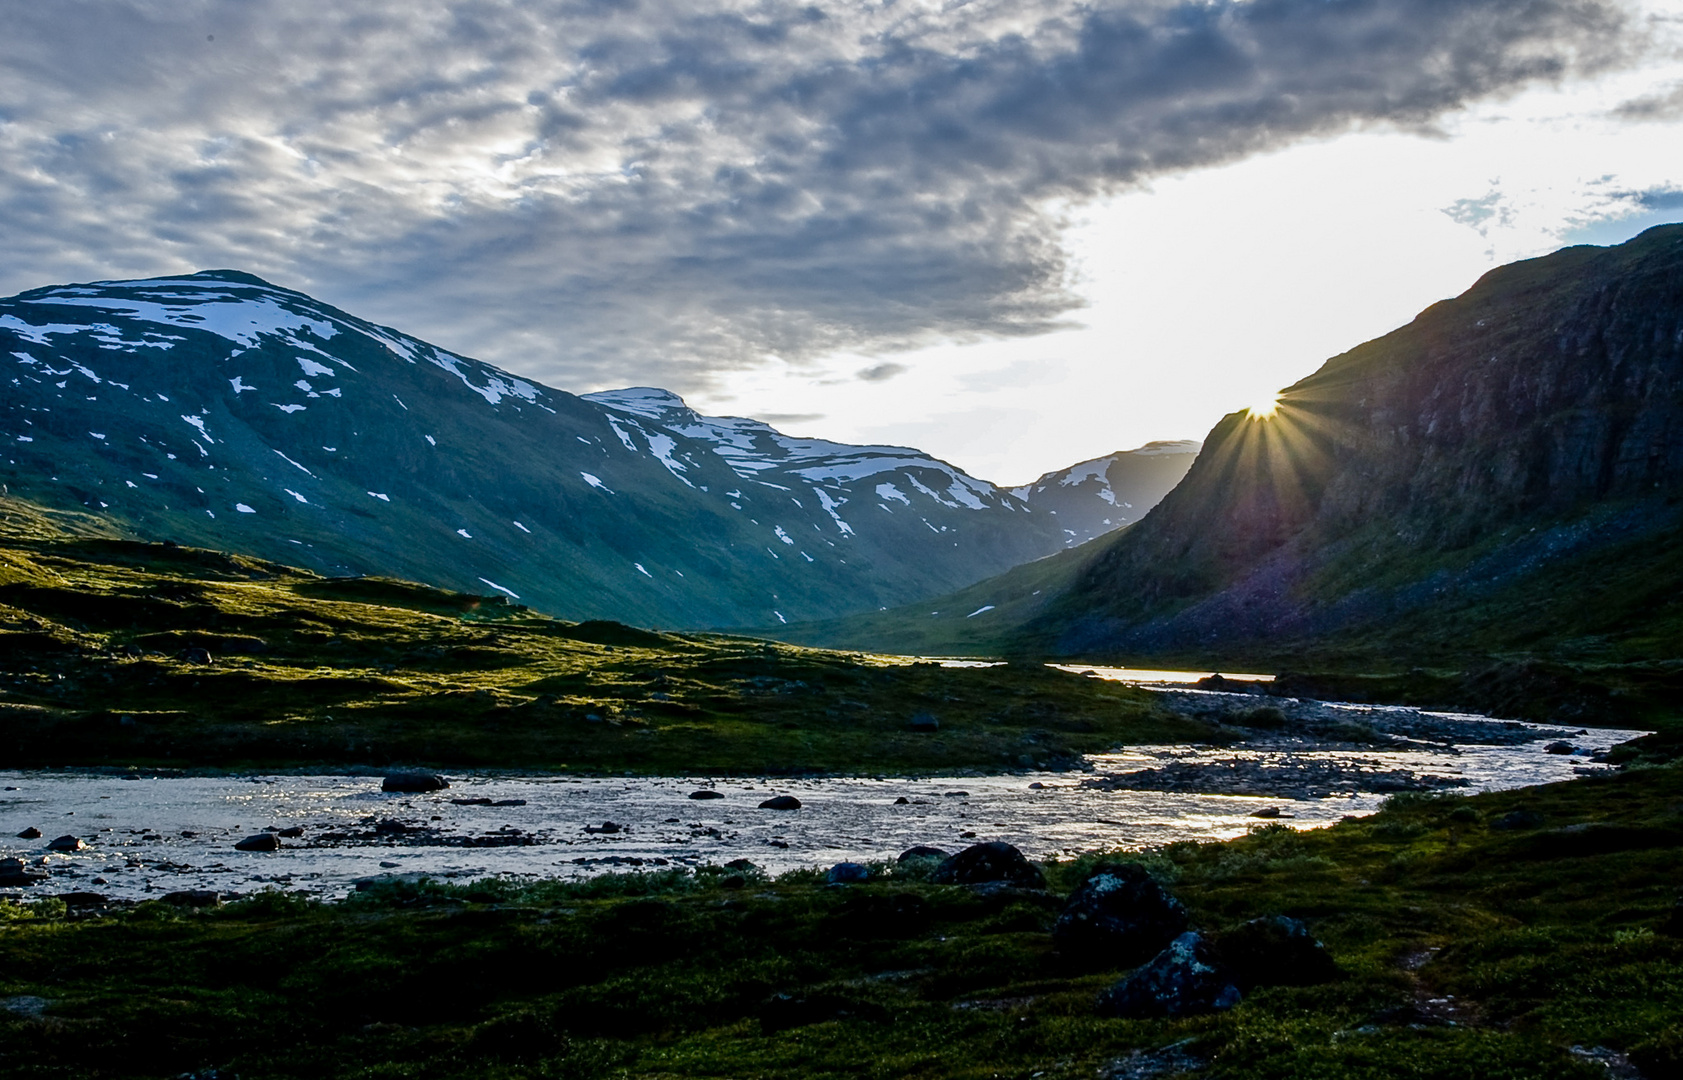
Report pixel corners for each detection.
[758,795,802,810]
[1544,741,1577,755]
[161,890,226,907]
[1213,915,1338,990]
[689,790,726,800]
[1096,931,1241,1018]
[276,826,305,838]
[234,832,281,852]
[826,862,870,884]
[1053,862,1188,966]
[0,857,47,888]
[897,845,949,863]
[16,827,41,840]
[46,835,85,852]
[382,771,449,793]
[930,841,1046,889]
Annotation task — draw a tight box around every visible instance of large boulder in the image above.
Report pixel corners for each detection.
[15,827,41,840]
[382,771,449,793]
[930,842,1045,889]
[1096,931,1242,1018]
[826,862,870,884]
[46,835,84,852]
[234,832,281,852]
[1053,862,1188,966]
[758,795,802,810]
[897,845,949,862]
[1213,915,1338,990]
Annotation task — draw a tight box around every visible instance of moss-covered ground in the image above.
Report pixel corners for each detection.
[4,763,1680,1078]
[0,496,1203,774]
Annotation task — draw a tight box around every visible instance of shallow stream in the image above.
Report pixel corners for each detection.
[0,700,1645,900]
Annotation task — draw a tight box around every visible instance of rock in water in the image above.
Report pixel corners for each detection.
[897,845,949,863]
[0,857,48,887]
[1212,915,1338,990]
[46,835,84,852]
[1096,931,1241,1018]
[234,833,281,852]
[1053,862,1188,966]
[930,841,1046,889]
[382,771,449,793]
[758,795,802,810]
[826,862,870,884]
[15,827,41,839]
[689,790,726,800]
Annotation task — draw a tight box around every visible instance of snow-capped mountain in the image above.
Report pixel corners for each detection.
[0,270,1133,627]
[1010,442,1200,547]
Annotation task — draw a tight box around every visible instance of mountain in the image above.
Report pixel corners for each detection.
[778,224,1683,666]
[1009,441,1199,547]
[0,271,1130,629]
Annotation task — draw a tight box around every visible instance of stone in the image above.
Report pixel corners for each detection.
[689,790,726,800]
[46,835,85,852]
[276,826,305,838]
[587,821,623,834]
[930,841,1046,889]
[893,796,911,805]
[758,795,802,810]
[826,862,870,884]
[382,771,449,793]
[1096,931,1242,1019]
[909,711,939,732]
[1544,741,1577,755]
[1053,862,1188,966]
[158,889,225,907]
[0,857,47,888]
[16,827,41,840]
[1491,809,1545,830]
[1213,915,1338,990]
[724,858,759,872]
[178,646,214,665]
[234,832,281,852]
[56,892,109,907]
[897,845,949,862]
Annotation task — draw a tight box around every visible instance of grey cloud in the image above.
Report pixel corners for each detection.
[0,0,1639,398]
[1613,81,1683,119]
[857,362,909,382]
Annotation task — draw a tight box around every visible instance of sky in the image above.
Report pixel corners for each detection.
[2,0,1681,486]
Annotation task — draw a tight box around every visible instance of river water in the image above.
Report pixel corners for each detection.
[0,700,1645,900]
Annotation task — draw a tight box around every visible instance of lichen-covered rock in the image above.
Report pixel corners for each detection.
[1213,915,1338,990]
[930,841,1045,889]
[1053,862,1187,966]
[1096,931,1241,1018]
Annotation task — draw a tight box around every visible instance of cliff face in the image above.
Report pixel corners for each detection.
[1032,224,1683,657]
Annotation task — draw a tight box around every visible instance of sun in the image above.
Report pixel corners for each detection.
[1247,392,1281,420]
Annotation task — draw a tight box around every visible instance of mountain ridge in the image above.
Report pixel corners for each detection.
[0,269,1174,629]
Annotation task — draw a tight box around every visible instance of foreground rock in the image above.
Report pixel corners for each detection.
[1096,931,1241,1018]
[1054,862,1188,966]
[1214,915,1338,990]
[826,862,870,884]
[382,772,449,793]
[897,845,949,862]
[931,842,1046,889]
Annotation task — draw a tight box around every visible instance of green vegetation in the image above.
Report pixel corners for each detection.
[0,496,1203,774]
[4,761,1680,1078]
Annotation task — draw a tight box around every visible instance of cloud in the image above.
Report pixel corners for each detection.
[1613,80,1683,119]
[0,0,1639,396]
[856,362,909,382]
[757,412,826,425]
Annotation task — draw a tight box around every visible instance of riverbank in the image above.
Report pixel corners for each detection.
[4,761,1680,1079]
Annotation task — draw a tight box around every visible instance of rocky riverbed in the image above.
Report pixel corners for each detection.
[0,700,1641,903]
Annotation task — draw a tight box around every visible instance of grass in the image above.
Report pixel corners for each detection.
[0,495,1208,775]
[3,761,1680,1078]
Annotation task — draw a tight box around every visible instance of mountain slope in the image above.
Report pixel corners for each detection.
[1009,441,1199,547]
[782,224,1683,665]
[0,271,1120,628]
